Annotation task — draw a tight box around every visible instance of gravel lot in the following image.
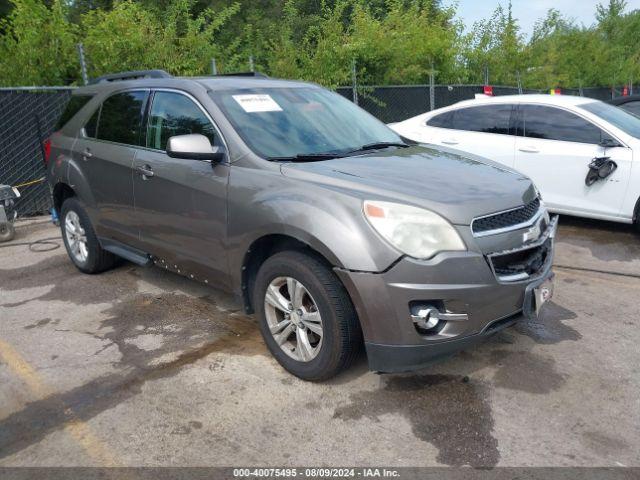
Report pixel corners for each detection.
[0,216,639,467]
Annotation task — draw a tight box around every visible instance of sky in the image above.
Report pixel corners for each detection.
[452,0,640,38]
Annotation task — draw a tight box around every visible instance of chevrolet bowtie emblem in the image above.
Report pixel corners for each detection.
[523,222,542,243]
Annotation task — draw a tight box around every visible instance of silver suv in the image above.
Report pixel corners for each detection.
[46,70,557,380]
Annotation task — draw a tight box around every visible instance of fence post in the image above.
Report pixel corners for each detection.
[77,43,88,86]
[249,55,255,72]
[516,71,523,95]
[428,62,437,111]
[211,58,217,75]
[351,59,358,105]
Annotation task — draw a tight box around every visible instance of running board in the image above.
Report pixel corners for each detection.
[99,237,153,267]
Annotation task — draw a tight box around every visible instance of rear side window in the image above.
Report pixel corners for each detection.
[620,101,640,117]
[97,91,147,145]
[55,94,94,130]
[450,105,513,135]
[146,91,218,150]
[518,105,602,144]
[426,110,454,128]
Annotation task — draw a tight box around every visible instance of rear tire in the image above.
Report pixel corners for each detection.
[60,197,118,274]
[254,250,362,381]
[0,222,15,243]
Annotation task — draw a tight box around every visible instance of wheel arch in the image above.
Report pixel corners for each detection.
[52,182,76,213]
[240,233,341,314]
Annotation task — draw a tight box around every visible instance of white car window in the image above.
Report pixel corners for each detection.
[619,101,640,117]
[581,101,640,139]
[427,105,513,135]
[518,105,602,144]
[426,110,455,128]
[451,105,513,135]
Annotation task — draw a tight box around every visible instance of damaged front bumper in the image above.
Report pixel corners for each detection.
[336,215,559,373]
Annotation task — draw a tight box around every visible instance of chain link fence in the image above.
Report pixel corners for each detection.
[336,84,615,123]
[0,87,74,216]
[0,83,626,216]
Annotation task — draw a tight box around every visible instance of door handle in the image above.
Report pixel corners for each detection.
[519,146,539,153]
[136,165,154,178]
[82,149,93,159]
[442,139,459,145]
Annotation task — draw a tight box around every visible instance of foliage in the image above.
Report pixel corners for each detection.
[81,0,239,77]
[0,0,78,86]
[461,2,526,86]
[0,0,639,89]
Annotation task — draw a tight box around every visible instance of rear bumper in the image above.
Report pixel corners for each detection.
[335,216,557,373]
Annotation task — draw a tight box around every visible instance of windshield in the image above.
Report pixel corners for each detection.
[209,87,402,159]
[580,101,640,139]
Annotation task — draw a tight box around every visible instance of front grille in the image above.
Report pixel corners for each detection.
[490,238,551,280]
[472,198,541,235]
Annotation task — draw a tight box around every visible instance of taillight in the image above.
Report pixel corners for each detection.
[43,138,52,165]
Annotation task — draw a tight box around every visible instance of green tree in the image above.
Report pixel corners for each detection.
[0,0,78,86]
[462,1,525,85]
[81,0,239,78]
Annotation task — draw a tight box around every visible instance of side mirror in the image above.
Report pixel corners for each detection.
[599,137,622,149]
[166,134,226,162]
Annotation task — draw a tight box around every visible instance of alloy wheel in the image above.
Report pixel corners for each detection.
[64,210,88,263]
[264,276,323,362]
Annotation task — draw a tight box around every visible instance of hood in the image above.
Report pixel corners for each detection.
[281,145,537,225]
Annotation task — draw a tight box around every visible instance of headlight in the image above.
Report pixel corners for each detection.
[363,200,466,259]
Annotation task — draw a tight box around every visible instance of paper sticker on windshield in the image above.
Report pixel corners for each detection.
[233,94,283,113]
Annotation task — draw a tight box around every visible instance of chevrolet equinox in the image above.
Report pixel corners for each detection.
[46,70,557,380]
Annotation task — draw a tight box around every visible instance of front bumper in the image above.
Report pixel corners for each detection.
[335,215,558,373]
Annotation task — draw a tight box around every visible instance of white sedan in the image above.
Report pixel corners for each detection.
[390,94,640,229]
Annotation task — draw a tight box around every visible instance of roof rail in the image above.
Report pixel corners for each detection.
[213,71,269,78]
[90,69,173,84]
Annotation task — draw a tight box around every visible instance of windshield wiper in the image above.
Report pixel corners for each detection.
[267,153,344,162]
[267,142,409,162]
[346,141,409,154]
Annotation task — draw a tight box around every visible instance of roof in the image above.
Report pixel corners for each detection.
[449,93,598,109]
[73,74,316,96]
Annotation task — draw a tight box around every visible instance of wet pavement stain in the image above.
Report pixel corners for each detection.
[23,318,59,330]
[0,310,265,460]
[556,217,640,263]
[1,249,273,460]
[490,349,565,394]
[514,301,581,344]
[96,292,266,369]
[333,375,499,467]
[0,255,138,307]
[582,430,630,455]
[171,420,203,435]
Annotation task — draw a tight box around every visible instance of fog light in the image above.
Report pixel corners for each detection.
[410,303,469,335]
[411,307,440,330]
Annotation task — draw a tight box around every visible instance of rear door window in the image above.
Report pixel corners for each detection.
[97,91,147,146]
[146,91,218,151]
[450,105,513,135]
[518,105,602,144]
[426,110,454,128]
[55,94,94,130]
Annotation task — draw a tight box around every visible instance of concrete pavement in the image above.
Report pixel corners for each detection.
[0,216,638,467]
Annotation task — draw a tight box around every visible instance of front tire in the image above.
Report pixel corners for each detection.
[254,250,362,381]
[60,198,118,274]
